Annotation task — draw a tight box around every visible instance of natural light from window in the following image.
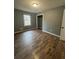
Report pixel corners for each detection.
[23,15,31,26]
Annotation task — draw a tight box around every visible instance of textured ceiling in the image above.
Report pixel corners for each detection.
[14,0,65,13]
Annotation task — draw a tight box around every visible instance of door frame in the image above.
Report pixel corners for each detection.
[36,13,44,29]
[60,10,65,40]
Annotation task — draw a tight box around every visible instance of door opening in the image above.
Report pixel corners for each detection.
[37,15,43,30]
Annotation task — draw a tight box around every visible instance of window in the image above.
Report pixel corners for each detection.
[23,15,31,26]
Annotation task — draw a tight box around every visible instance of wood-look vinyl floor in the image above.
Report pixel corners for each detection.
[14,30,65,59]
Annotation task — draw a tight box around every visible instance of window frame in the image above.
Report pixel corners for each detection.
[23,14,31,26]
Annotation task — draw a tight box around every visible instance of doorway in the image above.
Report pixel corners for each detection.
[37,15,43,30]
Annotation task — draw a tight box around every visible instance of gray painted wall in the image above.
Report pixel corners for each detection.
[41,6,64,35]
[14,9,37,32]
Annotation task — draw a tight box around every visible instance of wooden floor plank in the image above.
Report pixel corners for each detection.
[14,30,65,59]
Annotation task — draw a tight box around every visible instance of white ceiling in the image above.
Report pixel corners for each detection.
[14,0,65,13]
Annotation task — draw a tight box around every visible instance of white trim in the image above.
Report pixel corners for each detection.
[14,28,37,34]
[42,30,60,37]
[14,30,23,34]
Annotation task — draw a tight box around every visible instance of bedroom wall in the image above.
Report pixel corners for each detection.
[14,9,37,32]
[38,6,64,36]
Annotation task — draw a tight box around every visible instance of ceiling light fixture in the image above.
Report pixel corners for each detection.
[32,3,38,7]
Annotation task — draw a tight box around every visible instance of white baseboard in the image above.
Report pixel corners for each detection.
[42,30,60,38]
[14,28,37,34]
[14,30,25,34]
